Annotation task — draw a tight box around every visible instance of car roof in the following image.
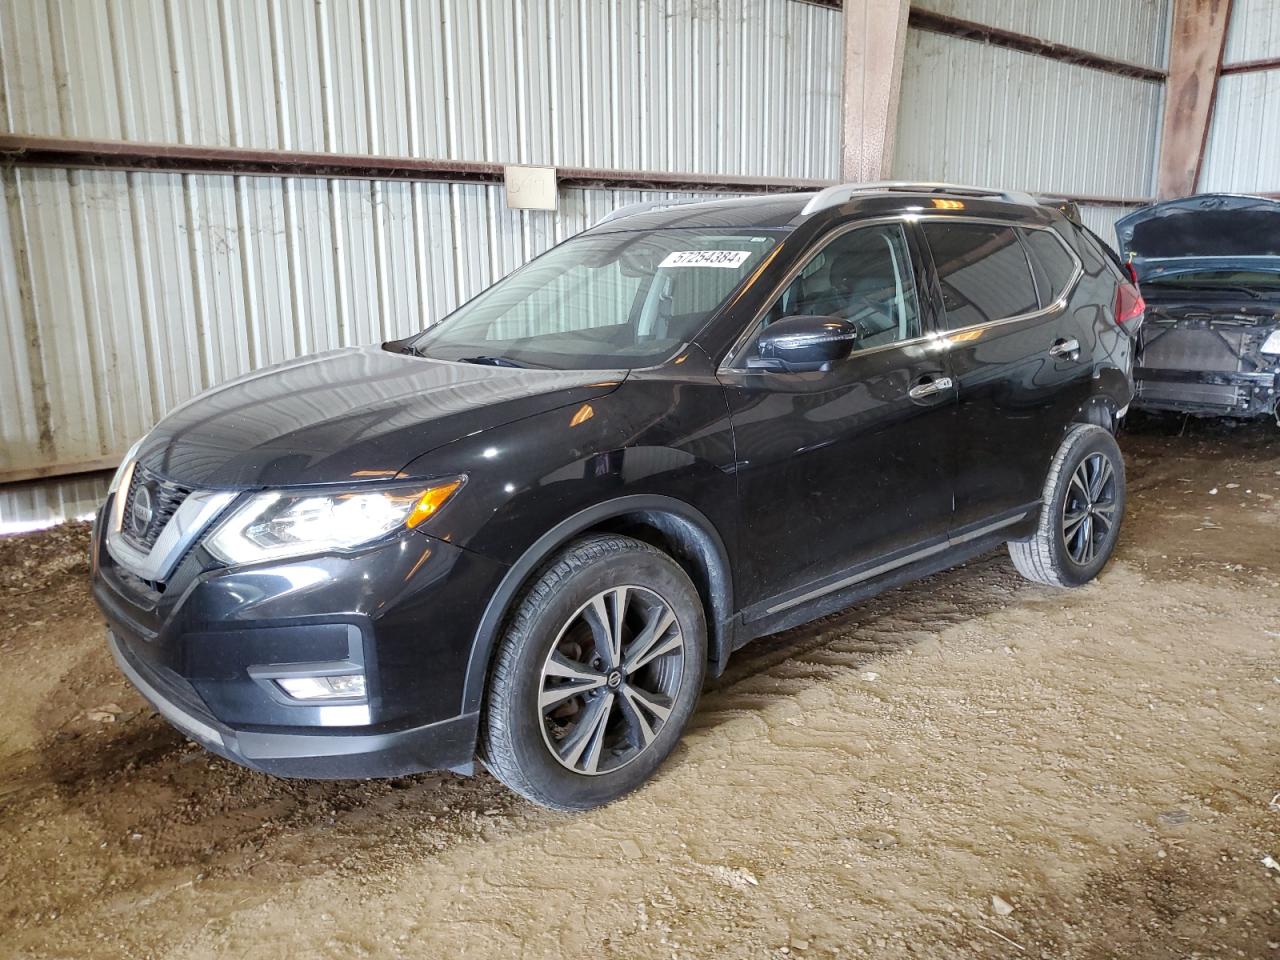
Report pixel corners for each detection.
[589,182,1068,233]
[590,193,812,231]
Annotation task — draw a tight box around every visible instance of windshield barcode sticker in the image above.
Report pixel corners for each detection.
[659,250,752,269]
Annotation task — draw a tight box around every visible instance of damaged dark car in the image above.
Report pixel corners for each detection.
[1116,194,1280,424]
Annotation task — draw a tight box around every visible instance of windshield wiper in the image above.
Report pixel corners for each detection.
[458,355,527,368]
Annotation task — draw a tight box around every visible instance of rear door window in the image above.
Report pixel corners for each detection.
[921,222,1040,330]
[1021,227,1079,305]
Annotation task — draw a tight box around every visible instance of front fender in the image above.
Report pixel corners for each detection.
[457,493,735,715]
[397,379,741,713]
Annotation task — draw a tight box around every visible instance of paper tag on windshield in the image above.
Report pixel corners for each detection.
[659,250,751,269]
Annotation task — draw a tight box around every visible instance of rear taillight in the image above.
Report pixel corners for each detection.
[1115,281,1144,332]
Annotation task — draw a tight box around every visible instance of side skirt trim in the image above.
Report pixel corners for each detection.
[761,509,1032,616]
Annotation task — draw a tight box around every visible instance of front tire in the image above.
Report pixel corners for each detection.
[1008,423,1125,587]
[481,534,706,811]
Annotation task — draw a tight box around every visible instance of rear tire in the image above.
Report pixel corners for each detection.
[481,534,706,811]
[1008,423,1125,587]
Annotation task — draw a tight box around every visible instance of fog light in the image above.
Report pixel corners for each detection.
[276,674,366,701]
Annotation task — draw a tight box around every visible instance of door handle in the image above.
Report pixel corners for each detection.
[908,376,954,400]
[1048,337,1080,358]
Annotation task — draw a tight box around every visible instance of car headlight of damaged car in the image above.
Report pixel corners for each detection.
[1261,330,1280,356]
[205,478,464,564]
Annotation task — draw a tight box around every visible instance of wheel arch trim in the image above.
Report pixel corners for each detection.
[461,494,735,715]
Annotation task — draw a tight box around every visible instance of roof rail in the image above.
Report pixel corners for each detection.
[800,181,1039,217]
[594,197,710,227]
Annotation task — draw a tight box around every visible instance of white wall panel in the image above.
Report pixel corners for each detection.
[1223,0,1280,65]
[0,0,842,526]
[0,474,108,534]
[1198,70,1280,194]
[1078,205,1138,249]
[0,0,843,180]
[0,165,737,484]
[912,0,1171,70]
[894,29,1163,200]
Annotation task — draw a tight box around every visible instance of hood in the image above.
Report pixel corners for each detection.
[136,346,625,488]
[1115,194,1280,283]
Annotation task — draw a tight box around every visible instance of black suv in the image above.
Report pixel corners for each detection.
[92,183,1141,810]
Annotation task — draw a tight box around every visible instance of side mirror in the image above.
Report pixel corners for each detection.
[749,316,858,373]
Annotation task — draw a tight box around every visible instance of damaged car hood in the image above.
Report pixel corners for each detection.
[1115,194,1280,283]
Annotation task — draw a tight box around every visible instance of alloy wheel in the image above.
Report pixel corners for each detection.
[538,585,686,776]
[1062,452,1117,565]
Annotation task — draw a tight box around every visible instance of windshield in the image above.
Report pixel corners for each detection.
[410,229,780,369]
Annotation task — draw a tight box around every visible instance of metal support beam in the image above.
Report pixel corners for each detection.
[908,9,1167,82]
[1157,0,1234,200]
[840,0,911,182]
[0,135,830,195]
[1220,56,1280,75]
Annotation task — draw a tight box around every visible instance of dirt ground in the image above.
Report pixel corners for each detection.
[1,415,1277,960]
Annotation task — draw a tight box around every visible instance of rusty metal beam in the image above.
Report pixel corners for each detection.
[0,132,1152,205]
[907,9,1167,82]
[1157,0,1234,200]
[1219,56,1280,75]
[0,135,830,195]
[840,0,912,181]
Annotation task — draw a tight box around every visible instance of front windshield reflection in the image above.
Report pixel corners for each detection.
[411,229,780,370]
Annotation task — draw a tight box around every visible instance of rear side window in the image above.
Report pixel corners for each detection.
[921,222,1039,330]
[1021,227,1079,305]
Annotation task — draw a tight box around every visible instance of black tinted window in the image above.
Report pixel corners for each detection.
[922,222,1039,329]
[761,223,921,351]
[1022,227,1078,304]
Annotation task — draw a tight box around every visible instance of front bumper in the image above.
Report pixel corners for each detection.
[109,629,479,777]
[92,499,509,779]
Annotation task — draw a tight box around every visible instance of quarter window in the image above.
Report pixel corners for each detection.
[921,222,1039,330]
[754,223,922,354]
[1021,227,1079,305]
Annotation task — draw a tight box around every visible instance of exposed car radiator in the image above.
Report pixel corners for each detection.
[1141,324,1245,373]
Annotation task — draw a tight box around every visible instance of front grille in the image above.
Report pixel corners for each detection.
[121,465,193,552]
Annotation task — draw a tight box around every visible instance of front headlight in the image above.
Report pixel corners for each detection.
[1261,330,1280,356]
[205,477,464,564]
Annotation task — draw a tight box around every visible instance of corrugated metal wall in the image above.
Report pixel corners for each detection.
[911,0,1170,69]
[1,0,842,178]
[1199,0,1280,197]
[1077,204,1142,245]
[1,0,842,530]
[1199,71,1280,194]
[0,167,733,473]
[1222,0,1280,65]
[894,29,1164,200]
[894,2,1167,252]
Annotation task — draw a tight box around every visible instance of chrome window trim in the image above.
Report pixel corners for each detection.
[721,212,1084,371]
[1017,222,1086,312]
[722,215,923,370]
[927,218,1084,337]
[106,462,236,582]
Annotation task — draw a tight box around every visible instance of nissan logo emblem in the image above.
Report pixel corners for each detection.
[130,485,154,537]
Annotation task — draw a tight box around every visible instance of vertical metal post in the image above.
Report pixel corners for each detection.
[1157,0,1234,199]
[840,0,911,183]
